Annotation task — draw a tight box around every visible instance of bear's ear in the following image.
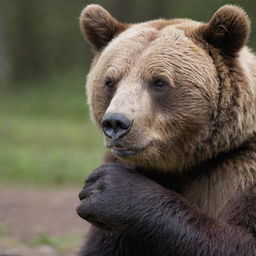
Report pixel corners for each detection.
[80,4,128,51]
[201,5,250,56]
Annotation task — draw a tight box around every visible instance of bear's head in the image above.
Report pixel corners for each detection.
[81,5,256,171]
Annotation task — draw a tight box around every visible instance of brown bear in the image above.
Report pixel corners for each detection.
[76,4,256,256]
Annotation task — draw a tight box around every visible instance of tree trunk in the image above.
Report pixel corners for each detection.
[0,0,9,87]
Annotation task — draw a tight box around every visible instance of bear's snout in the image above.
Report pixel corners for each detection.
[101,112,132,140]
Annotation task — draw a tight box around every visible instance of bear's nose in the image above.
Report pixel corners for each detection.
[101,113,131,140]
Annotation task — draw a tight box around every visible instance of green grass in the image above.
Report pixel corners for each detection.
[31,232,81,253]
[0,70,105,186]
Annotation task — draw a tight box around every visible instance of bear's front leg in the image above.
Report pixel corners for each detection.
[79,226,154,256]
[77,162,158,256]
[76,162,160,231]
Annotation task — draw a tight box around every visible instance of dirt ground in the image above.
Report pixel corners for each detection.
[0,186,90,256]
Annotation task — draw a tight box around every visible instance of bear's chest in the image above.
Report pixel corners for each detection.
[179,167,250,218]
[144,165,247,218]
[180,177,232,218]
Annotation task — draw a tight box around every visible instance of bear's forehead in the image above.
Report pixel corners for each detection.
[103,24,192,58]
[95,23,207,79]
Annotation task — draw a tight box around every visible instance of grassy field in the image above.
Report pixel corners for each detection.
[0,70,105,186]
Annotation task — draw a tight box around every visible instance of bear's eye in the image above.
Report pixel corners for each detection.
[153,78,166,88]
[105,79,115,89]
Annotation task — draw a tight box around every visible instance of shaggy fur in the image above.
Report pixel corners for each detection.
[77,4,256,256]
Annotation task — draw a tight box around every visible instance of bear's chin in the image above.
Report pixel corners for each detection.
[106,138,155,159]
[111,148,142,158]
[111,143,150,159]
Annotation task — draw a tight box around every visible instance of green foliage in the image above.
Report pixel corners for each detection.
[31,232,80,251]
[32,233,60,248]
[0,224,7,238]
[0,70,105,186]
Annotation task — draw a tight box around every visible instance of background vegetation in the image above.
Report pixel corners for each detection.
[1,0,256,186]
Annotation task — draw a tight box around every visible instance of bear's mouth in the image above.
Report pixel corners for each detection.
[111,147,143,157]
[107,141,151,158]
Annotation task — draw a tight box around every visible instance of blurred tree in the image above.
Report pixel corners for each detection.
[5,0,88,82]
[5,0,48,81]
[0,0,9,86]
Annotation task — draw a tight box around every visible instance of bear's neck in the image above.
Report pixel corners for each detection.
[137,137,256,217]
